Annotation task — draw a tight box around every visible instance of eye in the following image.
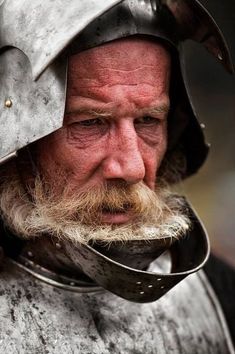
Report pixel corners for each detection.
[135,116,159,125]
[75,118,104,126]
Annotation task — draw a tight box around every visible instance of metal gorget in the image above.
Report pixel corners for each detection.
[0,200,210,303]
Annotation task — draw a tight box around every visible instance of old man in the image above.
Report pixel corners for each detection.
[0,0,234,352]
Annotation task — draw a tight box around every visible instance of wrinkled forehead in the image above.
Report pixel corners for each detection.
[67,37,171,91]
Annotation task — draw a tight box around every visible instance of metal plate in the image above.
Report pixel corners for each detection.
[0,0,123,79]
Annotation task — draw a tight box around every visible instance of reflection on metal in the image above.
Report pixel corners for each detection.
[9,258,102,293]
[0,0,123,79]
[0,48,67,160]
[0,151,17,165]
[163,0,234,73]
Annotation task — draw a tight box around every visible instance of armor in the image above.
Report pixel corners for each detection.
[0,1,234,352]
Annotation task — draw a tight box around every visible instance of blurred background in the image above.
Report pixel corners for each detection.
[180,0,235,267]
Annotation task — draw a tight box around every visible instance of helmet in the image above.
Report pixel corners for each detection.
[0,0,233,179]
[0,0,233,302]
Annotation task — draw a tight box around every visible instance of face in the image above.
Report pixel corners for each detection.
[36,38,171,225]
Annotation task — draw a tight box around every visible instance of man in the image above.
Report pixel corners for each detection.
[0,0,234,352]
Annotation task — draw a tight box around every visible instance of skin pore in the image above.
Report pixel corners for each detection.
[36,37,171,225]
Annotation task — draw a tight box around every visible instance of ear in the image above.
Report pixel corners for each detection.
[163,0,234,73]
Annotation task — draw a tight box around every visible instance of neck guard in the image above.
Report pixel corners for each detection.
[0,201,209,303]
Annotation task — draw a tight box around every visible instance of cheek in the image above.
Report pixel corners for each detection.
[36,130,72,181]
[139,124,167,179]
[36,128,106,186]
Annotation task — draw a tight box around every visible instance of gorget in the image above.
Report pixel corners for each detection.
[1,200,210,303]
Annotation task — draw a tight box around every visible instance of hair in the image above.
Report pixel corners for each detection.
[0,160,191,245]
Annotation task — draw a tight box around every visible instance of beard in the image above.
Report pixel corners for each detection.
[0,166,190,245]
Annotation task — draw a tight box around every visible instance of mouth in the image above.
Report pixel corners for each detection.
[100,204,134,224]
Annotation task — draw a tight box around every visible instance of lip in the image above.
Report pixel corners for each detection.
[100,211,134,225]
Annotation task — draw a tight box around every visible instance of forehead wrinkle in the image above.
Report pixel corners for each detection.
[97,64,156,73]
[72,64,169,89]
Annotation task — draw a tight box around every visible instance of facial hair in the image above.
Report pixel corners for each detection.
[0,172,190,245]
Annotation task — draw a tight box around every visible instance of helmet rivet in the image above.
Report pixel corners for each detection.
[5,99,12,108]
[218,53,223,61]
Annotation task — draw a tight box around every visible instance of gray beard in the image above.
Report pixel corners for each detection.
[0,173,190,245]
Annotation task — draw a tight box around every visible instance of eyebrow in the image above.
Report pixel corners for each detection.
[66,108,112,117]
[66,104,170,118]
[143,104,170,116]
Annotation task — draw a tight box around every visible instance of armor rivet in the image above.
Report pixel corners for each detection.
[161,286,165,289]
[157,278,162,282]
[200,123,206,129]
[136,281,142,285]
[218,53,223,61]
[27,251,33,257]
[148,285,153,288]
[70,282,75,286]
[55,243,62,249]
[140,291,145,295]
[5,99,12,108]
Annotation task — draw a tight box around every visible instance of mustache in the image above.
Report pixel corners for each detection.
[0,171,190,244]
[32,179,170,226]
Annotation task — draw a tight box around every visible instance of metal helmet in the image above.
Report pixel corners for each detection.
[0,0,233,179]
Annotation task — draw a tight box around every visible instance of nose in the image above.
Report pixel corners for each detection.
[101,123,145,184]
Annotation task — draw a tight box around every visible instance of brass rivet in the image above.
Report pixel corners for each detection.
[200,123,206,129]
[55,243,62,249]
[140,291,145,295]
[148,285,153,288]
[218,53,223,61]
[27,251,33,257]
[157,278,162,282]
[5,99,12,108]
[136,281,142,285]
[161,286,165,290]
